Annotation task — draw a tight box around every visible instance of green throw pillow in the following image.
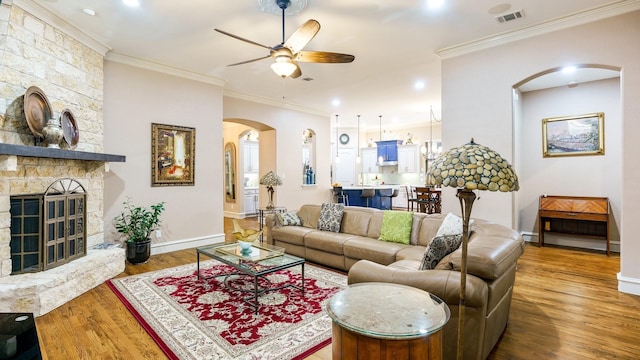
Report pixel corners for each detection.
[379,210,413,245]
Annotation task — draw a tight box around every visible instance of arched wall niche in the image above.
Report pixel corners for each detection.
[302,129,317,185]
[512,64,622,253]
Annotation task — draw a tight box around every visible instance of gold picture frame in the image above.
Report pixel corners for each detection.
[542,112,604,157]
[151,123,195,186]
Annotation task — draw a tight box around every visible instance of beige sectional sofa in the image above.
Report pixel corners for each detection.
[265,204,525,360]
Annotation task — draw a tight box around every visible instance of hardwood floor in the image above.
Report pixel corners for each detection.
[35,218,640,359]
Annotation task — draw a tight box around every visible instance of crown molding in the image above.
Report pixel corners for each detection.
[223,90,330,118]
[105,52,328,117]
[437,0,640,59]
[13,0,111,55]
[105,52,227,87]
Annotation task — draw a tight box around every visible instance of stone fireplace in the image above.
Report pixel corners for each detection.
[0,2,126,316]
[0,147,126,316]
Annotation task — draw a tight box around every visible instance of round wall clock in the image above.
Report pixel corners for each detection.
[339,133,350,145]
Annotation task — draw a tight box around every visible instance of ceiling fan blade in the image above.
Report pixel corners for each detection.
[295,51,355,63]
[284,19,320,54]
[290,62,302,79]
[215,28,274,50]
[227,55,271,66]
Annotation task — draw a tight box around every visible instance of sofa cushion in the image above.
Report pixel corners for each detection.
[416,215,444,247]
[304,231,354,255]
[297,204,322,229]
[366,212,384,239]
[344,236,409,265]
[341,207,374,236]
[379,210,413,244]
[419,234,463,270]
[276,212,302,226]
[317,203,344,232]
[409,213,425,245]
[270,226,315,246]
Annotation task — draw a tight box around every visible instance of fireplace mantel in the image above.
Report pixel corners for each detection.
[0,143,125,162]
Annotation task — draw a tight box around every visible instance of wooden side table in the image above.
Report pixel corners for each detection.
[326,283,450,360]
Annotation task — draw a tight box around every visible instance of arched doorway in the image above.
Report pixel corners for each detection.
[222,119,276,219]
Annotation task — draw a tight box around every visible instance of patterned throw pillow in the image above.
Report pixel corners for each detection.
[379,210,413,245]
[317,203,345,232]
[419,234,463,270]
[436,212,473,237]
[276,212,303,226]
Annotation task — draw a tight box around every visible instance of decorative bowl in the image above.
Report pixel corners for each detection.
[238,240,253,252]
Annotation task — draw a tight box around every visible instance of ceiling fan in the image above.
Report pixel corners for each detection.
[215,0,355,78]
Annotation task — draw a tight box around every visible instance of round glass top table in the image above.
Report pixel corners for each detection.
[326,282,450,359]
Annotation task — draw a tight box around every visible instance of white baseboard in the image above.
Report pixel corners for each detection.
[150,234,225,255]
[617,273,640,296]
[520,232,620,253]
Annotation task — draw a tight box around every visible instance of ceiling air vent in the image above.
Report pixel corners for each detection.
[495,9,524,23]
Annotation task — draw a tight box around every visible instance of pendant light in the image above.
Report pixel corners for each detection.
[335,114,340,164]
[356,115,361,163]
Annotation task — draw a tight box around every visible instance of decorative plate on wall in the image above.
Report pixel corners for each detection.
[23,86,53,139]
[339,133,350,145]
[60,108,79,149]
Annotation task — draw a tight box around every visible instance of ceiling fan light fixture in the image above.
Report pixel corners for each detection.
[271,56,297,77]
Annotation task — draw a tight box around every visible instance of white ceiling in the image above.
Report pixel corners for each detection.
[32,0,634,129]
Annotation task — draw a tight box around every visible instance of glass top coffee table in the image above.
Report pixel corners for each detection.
[196,242,305,313]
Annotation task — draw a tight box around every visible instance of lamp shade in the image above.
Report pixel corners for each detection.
[271,58,297,78]
[427,139,519,192]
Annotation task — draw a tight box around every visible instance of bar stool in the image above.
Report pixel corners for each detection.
[360,188,375,207]
[378,188,393,210]
[389,188,399,209]
[333,186,349,206]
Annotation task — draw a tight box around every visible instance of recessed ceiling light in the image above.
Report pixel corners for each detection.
[123,0,140,7]
[332,99,341,107]
[414,80,425,90]
[426,0,445,10]
[82,8,96,16]
[488,3,512,15]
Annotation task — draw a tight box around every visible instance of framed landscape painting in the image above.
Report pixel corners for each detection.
[151,123,195,186]
[542,112,604,157]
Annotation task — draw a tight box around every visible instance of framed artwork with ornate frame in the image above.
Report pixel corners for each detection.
[151,123,195,186]
[542,112,604,157]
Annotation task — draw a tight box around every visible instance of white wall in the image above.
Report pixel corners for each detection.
[223,97,333,209]
[518,78,621,250]
[440,11,640,293]
[103,61,225,249]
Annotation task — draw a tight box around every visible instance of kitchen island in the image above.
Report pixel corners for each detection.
[341,186,398,210]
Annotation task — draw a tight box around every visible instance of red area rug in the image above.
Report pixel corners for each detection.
[107,260,346,359]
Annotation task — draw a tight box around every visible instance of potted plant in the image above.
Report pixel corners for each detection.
[114,198,165,264]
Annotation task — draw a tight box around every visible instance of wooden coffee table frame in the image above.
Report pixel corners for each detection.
[196,243,305,313]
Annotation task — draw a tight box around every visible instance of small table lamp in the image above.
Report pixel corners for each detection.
[427,138,519,360]
[260,171,283,209]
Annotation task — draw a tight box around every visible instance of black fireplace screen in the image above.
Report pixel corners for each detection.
[10,178,86,274]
